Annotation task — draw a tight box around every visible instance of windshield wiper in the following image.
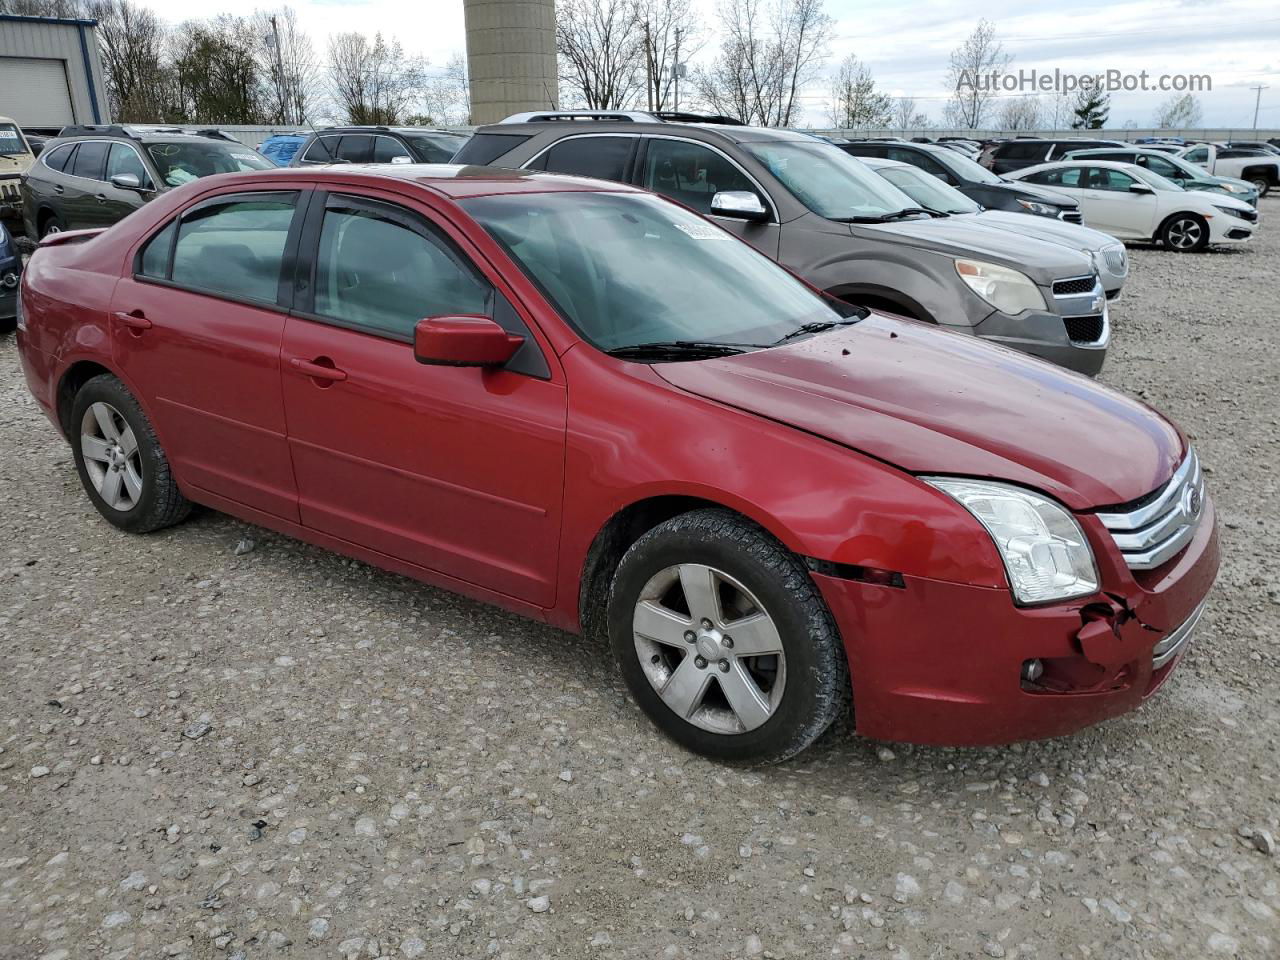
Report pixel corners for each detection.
[604,340,755,361]
[771,317,860,346]
[837,208,938,223]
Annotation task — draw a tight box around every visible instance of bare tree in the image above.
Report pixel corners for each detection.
[633,0,704,111]
[252,7,319,125]
[1154,93,1202,129]
[422,53,471,125]
[87,0,174,122]
[944,19,1009,129]
[890,95,930,132]
[0,0,86,15]
[827,54,890,130]
[998,96,1042,131]
[328,32,425,125]
[556,0,644,109]
[695,0,832,127]
[1045,90,1072,131]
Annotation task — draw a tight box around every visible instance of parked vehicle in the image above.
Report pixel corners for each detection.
[1063,147,1259,205]
[257,133,309,166]
[290,126,469,166]
[15,165,1219,760]
[1005,160,1257,251]
[0,219,20,330]
[1177,143,1280,197]
[860,156,1128,301]
[21,125,275,238]
[455,111,1110,374]
[981,138,1127,175]
[1223,141,1280,156]
[839,139,1084,222]
[0,116,36,228]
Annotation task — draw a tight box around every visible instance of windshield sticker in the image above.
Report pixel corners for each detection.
[0,130,19,139]
[673,222,730,241]
[231,153,259,163]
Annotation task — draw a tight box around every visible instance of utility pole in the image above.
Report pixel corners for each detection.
[1251,84,1268,129]
[643,21,653,112]
[673,27,682,113]
[268,15,288,124]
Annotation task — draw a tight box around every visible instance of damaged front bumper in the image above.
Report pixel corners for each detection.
[812,496,1219,746]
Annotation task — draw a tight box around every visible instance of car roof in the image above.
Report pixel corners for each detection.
[311,126,464,136]
[853,156,906,170]
[200,163,645,199]
[1012,159,1149,176]
[475,117,815,146]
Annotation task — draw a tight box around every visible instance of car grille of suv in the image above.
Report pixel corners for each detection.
[1096,449,1205,571]
[0,180,19,202]
[1052,276,1095,296]
[1101,246,1127,275]
[1060,210,1084,224]
[1063,315,1105,343]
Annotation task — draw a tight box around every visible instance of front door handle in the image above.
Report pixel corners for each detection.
[95,193,108,204]
[52,184,64,195]
[290,357,348,382]
[114,310,152,330]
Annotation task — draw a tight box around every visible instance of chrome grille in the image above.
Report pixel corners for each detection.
[0,180,19,201]
[1097,449,1205,571]
[1152,600,1206,669]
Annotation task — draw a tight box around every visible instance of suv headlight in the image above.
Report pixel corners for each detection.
[954,259,1047,315]
[1016,198,1059,217]
[923,478,1099,604]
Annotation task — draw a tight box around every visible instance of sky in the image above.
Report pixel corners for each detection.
[134,0,1280,129]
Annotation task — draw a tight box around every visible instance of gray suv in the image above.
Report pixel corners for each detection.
[454,112,1109,375]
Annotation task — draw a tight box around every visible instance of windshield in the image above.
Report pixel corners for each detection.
[405,133,469,163]
[878,166,980,214]
[1153,152,1212,180]
[146,141,273,187]
[928,146,1002,185]
[462,191,848,353]
[1136,168,1184,192]
[0,123,31,157]
[742,140,919,220]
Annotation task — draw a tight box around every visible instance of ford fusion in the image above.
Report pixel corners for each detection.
[15,165,1217,762]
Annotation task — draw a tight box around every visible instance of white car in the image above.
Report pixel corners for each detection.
[1004,160,1258,252]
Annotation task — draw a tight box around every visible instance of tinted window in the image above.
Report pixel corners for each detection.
[106,143,151,187]
[887,146,950,180]
[403,133,468,163]
[1183,146,1208,163]
[71,141,109,180]
[372,136,413,164]
[138,220,177,278]
[537,136,633,181]
[313,200,490,339]
[642,139,756,215]
[840,143,886,158]
[1141,155,1182,179]
[335,136,372,164]
[1024,166,1084,187]
[451,132,533,166]
[146,141,273,186]
[1084,168,1138,191]
[302,137,336,163]
[43,143,76,173]
[998,142,1048,161]
[170,195,296,302]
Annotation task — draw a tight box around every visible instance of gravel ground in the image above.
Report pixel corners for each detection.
[1,202,1278,960]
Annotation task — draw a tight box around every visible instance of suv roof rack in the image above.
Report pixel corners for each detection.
[650,111,745,126]
[499,110,661,124]
[56,124,242,143]
[57,124,141,140]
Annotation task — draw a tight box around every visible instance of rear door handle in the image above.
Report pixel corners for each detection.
[52,185,64,195]
[95,193,108,204]
[114,310,152,330]
[290,357,347,382]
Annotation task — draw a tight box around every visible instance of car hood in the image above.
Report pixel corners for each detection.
[960,210,1120,252]
[987,179,1077,206]
[654,314,1182,510]
[859,216,1093,282]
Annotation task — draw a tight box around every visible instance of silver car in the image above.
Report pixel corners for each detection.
[862,156,1128,300]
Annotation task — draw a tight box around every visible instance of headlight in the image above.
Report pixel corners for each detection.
[954,259,1047,314]
[1212,205,1245,219]
[1016,198,1059,217]
[923,478,1099,604]
[1220,183,1248,194]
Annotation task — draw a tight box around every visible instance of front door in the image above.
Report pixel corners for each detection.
[110,189,305,520]
[1080,166,1157,237]
[280,191,567,607]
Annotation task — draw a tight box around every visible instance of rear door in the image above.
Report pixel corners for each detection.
[110,189,307,520]
[279,189,567,606]
[64,140,110,229]
[100,143,152,223]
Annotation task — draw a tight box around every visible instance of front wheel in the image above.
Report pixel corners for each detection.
[1249,178,1269,198]
[607,509,849,763]
[1159,213,1209,252]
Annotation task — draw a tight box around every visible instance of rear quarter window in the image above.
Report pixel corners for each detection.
[451,132,533,167]
[42,143,76,173]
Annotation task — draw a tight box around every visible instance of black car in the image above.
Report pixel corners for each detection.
[839,140,1084,223]
[289,126,469,166]
[21,124,275,238]
[1,219,21,330]
[981,138,1127,175]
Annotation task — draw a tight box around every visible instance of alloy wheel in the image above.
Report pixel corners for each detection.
[80,402,143,511]
[1166,218,1203,250]
[632,563,786,735]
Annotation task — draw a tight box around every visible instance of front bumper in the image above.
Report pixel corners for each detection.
[964,301,1109,377]
[814,496,1219,746]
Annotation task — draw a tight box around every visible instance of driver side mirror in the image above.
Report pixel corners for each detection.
[110,173,152,193]
[710,191,769,222]
[1128,182,1154,195]
[413,315,524,367]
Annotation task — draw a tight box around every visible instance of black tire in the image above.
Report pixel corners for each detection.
[1158,212,1209,252]
[607,509,849,763]
[0,316,15,334]
[39,211,65,238]
[1249,178,1269,198]
[70,373,191,533]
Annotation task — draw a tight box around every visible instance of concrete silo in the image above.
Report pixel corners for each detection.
[463,0,558,125]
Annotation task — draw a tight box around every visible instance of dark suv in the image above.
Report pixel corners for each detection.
[0,219,20,330]
[21,125,274,238]
[981,138,1127,175]
[839,140,1083,222]
[289,126,469,167]
[453,111,1110,375]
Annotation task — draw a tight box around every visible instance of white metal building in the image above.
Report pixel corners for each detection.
[0,14,109,128]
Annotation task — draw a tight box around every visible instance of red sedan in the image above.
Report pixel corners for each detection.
[15,165,1218,762]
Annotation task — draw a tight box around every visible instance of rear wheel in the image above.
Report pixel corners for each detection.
[1159,213,1209,252]
[1249,177,1269,198]
[70,374,191,533]
[607,509,849,763]
[39,211,65,238]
